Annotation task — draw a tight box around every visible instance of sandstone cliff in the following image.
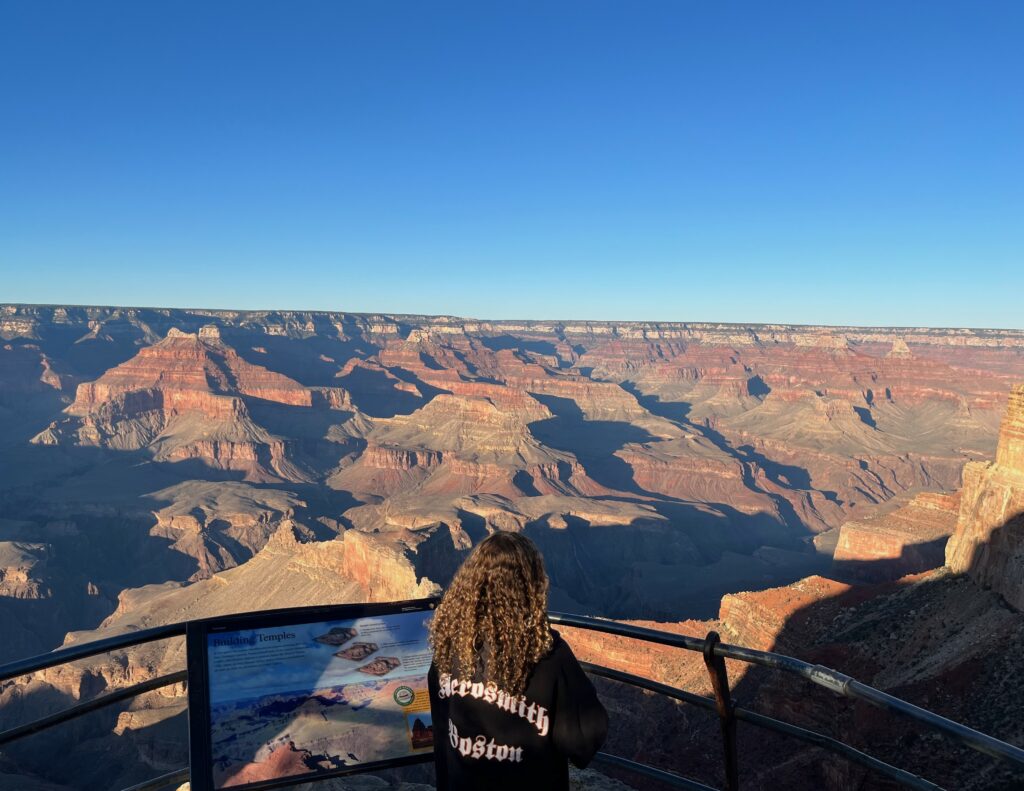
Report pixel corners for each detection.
[832,491,959,582]
[28,326,350,481]
[946,384,1024,610]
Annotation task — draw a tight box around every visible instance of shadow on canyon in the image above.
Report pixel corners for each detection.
[527,392,663,495]
[619,384,841,522]
[410,503,829,623]
[332,365,429,417]
[480,334,560,357]
[225,325,377,387]
[22,320,151,380]
[0,439,360,663]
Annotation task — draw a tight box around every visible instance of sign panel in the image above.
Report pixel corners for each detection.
[187,599,437,790]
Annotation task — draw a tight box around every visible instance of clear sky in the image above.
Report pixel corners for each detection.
[2,2,1022,327]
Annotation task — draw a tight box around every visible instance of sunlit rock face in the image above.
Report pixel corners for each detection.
[32,325,327,482]
[946,384,1024,610]
[995,384,1024,469]
[832,491,960,582]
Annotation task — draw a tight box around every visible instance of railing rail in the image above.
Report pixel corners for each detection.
[120,768,190,791]
[0,609,1020,791]
[0,670,186,747]
[548,611,1024,769]
[593,752,719,790]
[579,662,943,791]
[0,622,186,684]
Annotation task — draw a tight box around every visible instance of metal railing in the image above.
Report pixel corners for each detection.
[549,612,1024,788]
[0,610,1021,790]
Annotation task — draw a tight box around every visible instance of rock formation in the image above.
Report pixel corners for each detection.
[946,384,1024,610]
[561,383,1024,789]
[832,491,959,581]
[28,325,353,482]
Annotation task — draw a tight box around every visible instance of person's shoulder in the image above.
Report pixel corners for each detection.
[543,629,577,664]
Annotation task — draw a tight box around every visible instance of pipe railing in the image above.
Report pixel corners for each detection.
[0,621,186,684]
[0,610,1019,791]
[0,670,187,748]
[549,611,1024,769]
[580,662,941,791]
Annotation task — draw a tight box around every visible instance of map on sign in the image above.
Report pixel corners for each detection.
[187,601,436,790]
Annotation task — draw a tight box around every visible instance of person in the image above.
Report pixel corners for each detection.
[428,531,608,791]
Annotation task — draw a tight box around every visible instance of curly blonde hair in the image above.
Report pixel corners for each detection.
[429,531,553,694]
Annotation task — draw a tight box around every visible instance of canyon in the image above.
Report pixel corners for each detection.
[2,304,1024,789]
[567,382,1024,790]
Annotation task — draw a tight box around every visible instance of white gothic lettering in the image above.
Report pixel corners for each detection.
[437,673,550,737]
[449,719,524,763]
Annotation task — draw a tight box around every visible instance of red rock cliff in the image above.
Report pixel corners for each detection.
[832,492,960,582]
[946,384,1024,610]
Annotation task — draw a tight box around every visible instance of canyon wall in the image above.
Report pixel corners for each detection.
[832,491,959,582]
[945,384,1024,610]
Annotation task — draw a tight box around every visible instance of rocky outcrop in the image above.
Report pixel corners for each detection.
[163,524,433,623]
[717,574,852,652]
[945,384,1024,610]
[69,326,312,413]
[361,444,443,471]
[995,383,1024,469]
[618,445,747,500]
[0,542,52,599]
[29,327,335,480]
[19,523,438,706]
[832,492,959,581]
[148,481,308,578]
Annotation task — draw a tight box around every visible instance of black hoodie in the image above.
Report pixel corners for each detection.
[428,630,608,791]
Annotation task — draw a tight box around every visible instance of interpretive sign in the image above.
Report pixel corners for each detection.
[186,599,438,790]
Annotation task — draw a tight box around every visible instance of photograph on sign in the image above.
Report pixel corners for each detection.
[195,605,435,788]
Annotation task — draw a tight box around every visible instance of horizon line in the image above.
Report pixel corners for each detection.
[4,302,1024,335]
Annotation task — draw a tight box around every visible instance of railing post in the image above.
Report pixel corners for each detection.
[703,630,739,791]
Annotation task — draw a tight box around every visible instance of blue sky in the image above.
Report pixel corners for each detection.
[2,2,1022,327]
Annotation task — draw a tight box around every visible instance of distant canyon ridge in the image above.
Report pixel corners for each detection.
[3,304,1024,789]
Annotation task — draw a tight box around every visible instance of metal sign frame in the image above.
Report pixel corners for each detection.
[186,597,439,791]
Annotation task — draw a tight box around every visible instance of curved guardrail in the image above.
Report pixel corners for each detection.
[577,662,942,791]
[0,609,1020,791]
[550,612,1024,771]
[0,621,187,683]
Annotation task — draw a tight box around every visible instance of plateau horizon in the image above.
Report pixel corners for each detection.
[4,302,1024,334]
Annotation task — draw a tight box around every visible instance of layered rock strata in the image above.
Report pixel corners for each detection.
[946,384,1024,610]
[832,492,960,582]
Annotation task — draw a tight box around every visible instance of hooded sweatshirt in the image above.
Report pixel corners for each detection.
[428,629,608,791]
